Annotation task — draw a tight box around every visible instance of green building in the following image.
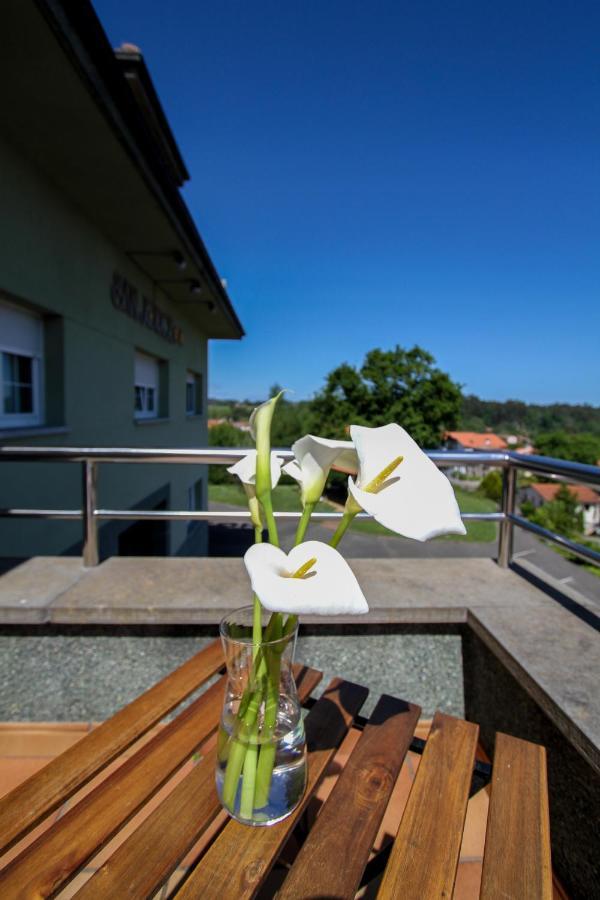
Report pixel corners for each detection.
[0,1,244,561]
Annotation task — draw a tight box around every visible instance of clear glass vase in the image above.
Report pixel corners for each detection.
[215,605,307,826]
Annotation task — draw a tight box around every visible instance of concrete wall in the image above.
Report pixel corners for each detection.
[462,628,598,899]
[0,136,210,558]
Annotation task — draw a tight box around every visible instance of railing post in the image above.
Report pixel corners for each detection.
[82,460,99,567]
[498,464,516,568]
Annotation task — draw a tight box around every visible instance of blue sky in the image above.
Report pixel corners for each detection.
[95,0,600,404]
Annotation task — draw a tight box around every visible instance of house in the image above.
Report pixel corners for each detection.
[443,432,508,477]
[520,483,600,536]
[0,1,244,561]
[445,432,508,452]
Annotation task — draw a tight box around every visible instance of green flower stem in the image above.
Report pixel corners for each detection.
[253,633,282,808]
[234,612,279,722]
[221,677,263,809]
[252,594,262,662]
[259,492,279,547]
[330,511,357,549]
[239,721,259,819]
[221,610,284,807]
[295,501,315,546]
[252,525,263,661]
[282,612,298,640]
[252,487,310,807]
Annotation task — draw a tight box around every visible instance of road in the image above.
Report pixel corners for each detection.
[208,502,600,606]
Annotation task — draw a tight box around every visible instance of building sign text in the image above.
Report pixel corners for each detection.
[110,272,183,344]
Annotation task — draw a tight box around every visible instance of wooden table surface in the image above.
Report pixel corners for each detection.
[0,639,553,899]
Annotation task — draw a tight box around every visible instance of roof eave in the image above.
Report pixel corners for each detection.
[35,0,244,340]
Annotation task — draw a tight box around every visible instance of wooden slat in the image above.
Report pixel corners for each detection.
[377,711,479,900]
[278,694,421,899]
[289,663,323,704]
[480,732,552,899]
[0,638,224,854]
[0,674,226,898]
[73,664,323,900]
[173,677,369,900]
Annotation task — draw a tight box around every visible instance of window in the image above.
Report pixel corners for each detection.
[186,371,202,416]
[134,351,159,419]
[0,301,43,428]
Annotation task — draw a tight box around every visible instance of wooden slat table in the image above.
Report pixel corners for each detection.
[0,640,553,899]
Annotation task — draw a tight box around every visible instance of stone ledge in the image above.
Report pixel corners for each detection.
[0,556,549,626]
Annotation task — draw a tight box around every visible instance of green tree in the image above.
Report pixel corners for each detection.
[527,484,583,538]
[535,432,600,466]
[309,345,462,447]
[207,403,234,418]
[249,384,313,447]
[208,422,253,483]
[460,395,600,436]
[480,469,503,503]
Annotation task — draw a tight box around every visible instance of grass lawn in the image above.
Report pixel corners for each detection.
[210,482,498,542]
[350,486,498,542]
[209,482,334,513]
[548,543,600,579]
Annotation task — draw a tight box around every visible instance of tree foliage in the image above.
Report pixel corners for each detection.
[523,484,584,539]
[461,395,600,437]
[270,399,313,447]
[480,469,503,503]
[208,422,252,483]
[534,432,600,466]
[309,346,462,447]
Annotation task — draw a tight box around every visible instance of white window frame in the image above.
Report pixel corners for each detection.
[134,351,159,420]
[0,301,44,428]
[185,370,203,416]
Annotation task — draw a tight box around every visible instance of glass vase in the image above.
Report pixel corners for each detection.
[215,605,307,826]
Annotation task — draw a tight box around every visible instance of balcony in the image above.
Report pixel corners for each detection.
[0,446,599,896]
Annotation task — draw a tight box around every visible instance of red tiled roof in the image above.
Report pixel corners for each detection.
[445,431,508,450]
[530,483,600,504]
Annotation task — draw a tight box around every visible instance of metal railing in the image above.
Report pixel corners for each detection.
[1,446,599,570]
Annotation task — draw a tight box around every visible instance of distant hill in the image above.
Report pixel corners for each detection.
[210,394,600,439]
[208,399,256,420]
[459,396,600,436]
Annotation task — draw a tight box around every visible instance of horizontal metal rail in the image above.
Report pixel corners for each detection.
[0,445,598,569]
[0,446,508,468]
[509,514,600,566]
[0,508,504,522]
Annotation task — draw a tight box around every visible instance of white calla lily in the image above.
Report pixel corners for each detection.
[249,392,284,497]
[227,450,284,529]
[283,435,358,507]
[227,450,283,490]
[244,540,368,616]
[249,392,285,544]
[347,423,466,541]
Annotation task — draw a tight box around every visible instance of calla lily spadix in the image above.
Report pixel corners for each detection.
[227,451,284,529]
[347,423,466,541]
[282,435,358,507]
[244,540,368,616]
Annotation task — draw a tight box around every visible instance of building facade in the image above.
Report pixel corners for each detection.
[0,1,244,561]
[443,431,508,477]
